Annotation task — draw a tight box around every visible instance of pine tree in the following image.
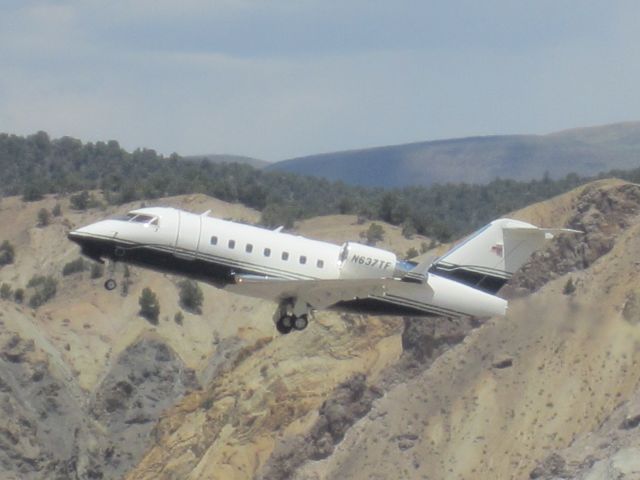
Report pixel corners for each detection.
[139,287,160,324]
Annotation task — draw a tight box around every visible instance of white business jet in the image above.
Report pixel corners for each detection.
[68,207,576,334]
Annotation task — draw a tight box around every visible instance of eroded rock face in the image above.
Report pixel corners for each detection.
[260,374,382,480]
[0,328,199,480]
[86,336,200,479]
[508,183,640,295]
[529,387,640,480]
[0,331,85,479]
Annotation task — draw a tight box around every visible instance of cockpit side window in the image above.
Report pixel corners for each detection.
[131,214,155,223]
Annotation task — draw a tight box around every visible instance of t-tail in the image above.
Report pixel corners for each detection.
[427,218,580,294]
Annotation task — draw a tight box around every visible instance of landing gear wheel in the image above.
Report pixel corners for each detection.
[104,279,117,291]
[276,315,293,335]
[293,315,308,331]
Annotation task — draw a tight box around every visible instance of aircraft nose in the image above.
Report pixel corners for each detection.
[67,225,94,244]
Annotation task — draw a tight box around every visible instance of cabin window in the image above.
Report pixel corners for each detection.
[246,244,253,253]
[317,259,324,268]
[264,248,271,257]
[228,239,236,249]
[282,251,289,261]
[299,255,307,265]
[210,236,218,245]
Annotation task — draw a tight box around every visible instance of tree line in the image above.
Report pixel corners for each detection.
[2,131,636,241]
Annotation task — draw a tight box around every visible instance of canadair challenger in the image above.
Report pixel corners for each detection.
[68,208,576,334]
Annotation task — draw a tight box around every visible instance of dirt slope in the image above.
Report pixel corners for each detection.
[0,192,424,479]
[292,180,640,480]
[3,180,640,479]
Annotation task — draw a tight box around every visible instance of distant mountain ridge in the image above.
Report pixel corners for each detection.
[267,122,640,187]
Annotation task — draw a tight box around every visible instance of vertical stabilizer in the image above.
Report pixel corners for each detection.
[430,218,579,294]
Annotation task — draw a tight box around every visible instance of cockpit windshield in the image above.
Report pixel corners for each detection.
[112,212,159,225]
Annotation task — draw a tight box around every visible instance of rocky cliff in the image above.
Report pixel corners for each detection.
[3,180,640,479]
[0,193,427,479]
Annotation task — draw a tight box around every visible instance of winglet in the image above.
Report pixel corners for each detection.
[402,255,437,284]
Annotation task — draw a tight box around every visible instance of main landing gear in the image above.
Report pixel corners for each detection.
[274,299,311,335]
[276,314,309,334]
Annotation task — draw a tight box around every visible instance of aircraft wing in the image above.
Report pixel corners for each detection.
[226,275,405,310]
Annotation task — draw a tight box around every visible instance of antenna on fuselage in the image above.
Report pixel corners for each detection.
[201,210,211,217]
[273,226,284,233]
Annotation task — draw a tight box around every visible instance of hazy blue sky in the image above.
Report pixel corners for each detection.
[1,1,639,160]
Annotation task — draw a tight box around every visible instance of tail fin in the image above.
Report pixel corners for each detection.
[430,218,580,294]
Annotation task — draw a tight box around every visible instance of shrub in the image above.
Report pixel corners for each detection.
[405,247,419,259]
[52,204,62,217]
[363,223,385,246]
[69,191,96,210]
[90,263,104,279]
[0,283,12,300]
[0,240,15,266]
[178,280,203,314]
[174,311,184,325]
[563,277,576,295]
[401,221,417,239]
[14,288,24,304]
[37,208,50,227]
[27,275,57,308]
[139,287,160,324]
[22,183,43,202]
[62,258,86,276]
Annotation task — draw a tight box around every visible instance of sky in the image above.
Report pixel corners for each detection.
[1,1,639,161]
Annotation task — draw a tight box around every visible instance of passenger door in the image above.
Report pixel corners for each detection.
[174,211,202,260]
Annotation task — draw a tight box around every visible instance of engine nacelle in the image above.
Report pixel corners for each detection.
[338,242,397,279]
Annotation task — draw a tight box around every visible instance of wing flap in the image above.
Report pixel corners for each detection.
[226,275,400,309]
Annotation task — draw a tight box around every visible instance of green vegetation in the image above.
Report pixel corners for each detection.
[37,208,50,227]
[139,287,160,324]
[178,280,204,314]
[27,275,57,308]
[70,190,99,210]
[90,263,104,279]
[0,240,15,266]
[2,131,640,242]
[52,203,62,217]
[362,223,385,246]
[174,311,184,325]
[0,283,11,300]
[13,288,24,304]
[563,277,576,295]
[405,247,419,259]
[62,257,86,276]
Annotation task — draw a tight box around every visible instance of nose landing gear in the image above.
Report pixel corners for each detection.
[103,258,121,291]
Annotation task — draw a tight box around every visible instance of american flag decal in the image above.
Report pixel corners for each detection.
[491,244,503,256]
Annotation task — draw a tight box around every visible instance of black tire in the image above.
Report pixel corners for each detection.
[276,316,293,335]
[104,279,117,291]
[293,315,308,331]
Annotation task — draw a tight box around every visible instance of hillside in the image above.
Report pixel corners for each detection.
[0,193,428,479]
[3,180,640,479]
[125,179,640,480]
[267,122,640,187]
